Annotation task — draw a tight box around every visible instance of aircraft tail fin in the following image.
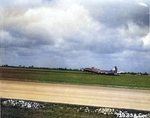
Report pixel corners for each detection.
[112,66,117,73]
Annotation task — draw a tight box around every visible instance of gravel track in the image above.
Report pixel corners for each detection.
[0,80,150,111]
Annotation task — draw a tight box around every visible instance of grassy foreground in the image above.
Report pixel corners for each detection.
[0,67,150,89]
[1,99,116,118]
[2,98,150,118]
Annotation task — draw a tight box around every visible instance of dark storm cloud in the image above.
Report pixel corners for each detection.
[82,0,149,28]
[103,3,149,28]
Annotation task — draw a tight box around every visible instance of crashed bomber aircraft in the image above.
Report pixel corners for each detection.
[82,66,118,75]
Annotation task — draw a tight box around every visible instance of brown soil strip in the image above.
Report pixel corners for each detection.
[0,80,150,111]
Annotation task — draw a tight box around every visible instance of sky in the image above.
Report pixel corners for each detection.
[0,0,150,73]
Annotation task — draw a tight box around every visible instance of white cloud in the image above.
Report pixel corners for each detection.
[138,3,148,7]
[2,0,101,49]
[117,22,149,51]
[142,32,150,50]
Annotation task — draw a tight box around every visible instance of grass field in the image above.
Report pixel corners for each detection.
[0,67,150,90]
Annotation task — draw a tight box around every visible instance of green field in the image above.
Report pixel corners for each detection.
[1,67,150,90]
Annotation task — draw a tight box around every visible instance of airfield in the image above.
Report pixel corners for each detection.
[0,67,150,111]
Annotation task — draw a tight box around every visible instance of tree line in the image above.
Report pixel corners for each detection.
[1,64,149,75]
[1,64,81,71]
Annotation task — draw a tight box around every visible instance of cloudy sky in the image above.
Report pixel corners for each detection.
[0,0,150,73]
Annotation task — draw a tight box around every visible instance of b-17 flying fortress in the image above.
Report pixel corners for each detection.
[82,66,118,75]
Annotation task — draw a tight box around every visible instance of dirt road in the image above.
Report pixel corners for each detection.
[0,80,150,111]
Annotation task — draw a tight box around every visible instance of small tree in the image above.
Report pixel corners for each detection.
[2,64,8,67]
[29,65,34,68]
[143,72,148,75]
[19,65,22,68]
